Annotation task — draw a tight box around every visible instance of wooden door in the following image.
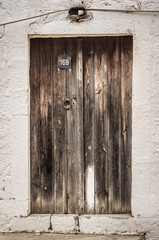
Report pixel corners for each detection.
[30,37,132,214]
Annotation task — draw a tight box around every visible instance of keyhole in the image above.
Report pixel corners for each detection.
[63,98,71,110]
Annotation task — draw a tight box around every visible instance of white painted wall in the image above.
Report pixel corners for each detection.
[0,0,159,239]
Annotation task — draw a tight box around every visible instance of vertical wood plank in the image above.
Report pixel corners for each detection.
[107,37,122,213]
[66,38,77,214]
[66,38,84,214]
[76,39,84,215]
[39,39,53,213]
[94,37,108,214]
[121,36,132,213]
[83,38,95,214]
[52,38,67,213]
[30,39,41,213]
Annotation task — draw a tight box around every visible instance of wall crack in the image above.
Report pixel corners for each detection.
[0,25,5,40]
[48,214,53,231]
[74,216,80,233]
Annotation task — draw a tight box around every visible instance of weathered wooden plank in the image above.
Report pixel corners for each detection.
[107,37,122,213]
[39,39,53,213]
[83,38,95,214]
[120,36,132,213]
[66,38,84,214]
[66,38,77,214]
[52,38,67,213]
[76,39,84,215]
[94,37,108,214]
[30,39,42,213]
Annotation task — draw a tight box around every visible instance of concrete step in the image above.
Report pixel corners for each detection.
[0,233,143,240]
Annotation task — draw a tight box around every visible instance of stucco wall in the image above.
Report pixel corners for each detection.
[0,0,159,239]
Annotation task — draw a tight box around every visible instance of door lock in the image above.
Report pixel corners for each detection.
[63,98,71,110]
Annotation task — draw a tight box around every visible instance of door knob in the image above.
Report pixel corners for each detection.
[63,98,71,110]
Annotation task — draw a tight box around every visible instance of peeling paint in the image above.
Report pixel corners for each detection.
[86,165,94,211]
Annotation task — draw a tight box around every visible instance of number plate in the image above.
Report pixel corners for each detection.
[58,56,71,69]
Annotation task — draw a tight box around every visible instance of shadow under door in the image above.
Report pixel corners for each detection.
[30,36,132,214]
